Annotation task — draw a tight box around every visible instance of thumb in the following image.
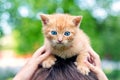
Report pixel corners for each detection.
[38,51,50,63]
[84,61,99,74]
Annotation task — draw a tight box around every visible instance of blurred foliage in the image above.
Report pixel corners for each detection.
[0,27,4,38]
[0,67,16,80]
[0,0,120,60]
[101,15,120,60]
[106,70,120,80]
[13,18,44,54]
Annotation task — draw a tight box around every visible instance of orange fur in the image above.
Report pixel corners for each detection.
[40,14,91,75]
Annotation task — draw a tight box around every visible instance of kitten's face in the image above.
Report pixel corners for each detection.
[40,14,82,47]
[44,24,76,47]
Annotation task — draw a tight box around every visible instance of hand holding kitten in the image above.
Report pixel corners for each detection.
[86,47,108,80]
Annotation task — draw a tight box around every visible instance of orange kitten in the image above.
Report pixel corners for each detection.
[40,14,91,75]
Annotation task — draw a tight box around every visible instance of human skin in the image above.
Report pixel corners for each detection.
[85,46,108,80]
[13,46,108,80]
[13,46,50,80]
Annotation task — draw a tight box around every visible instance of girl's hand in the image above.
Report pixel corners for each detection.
[29,45,50,66]
[86,47,108,80]
[13,46,50,80]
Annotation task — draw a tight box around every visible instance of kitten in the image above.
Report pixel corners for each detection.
[40,14,92,75]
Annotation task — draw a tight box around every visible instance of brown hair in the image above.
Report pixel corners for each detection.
[32,55,98,80]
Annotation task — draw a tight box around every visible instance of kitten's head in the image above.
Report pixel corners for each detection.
[40,14,82,47]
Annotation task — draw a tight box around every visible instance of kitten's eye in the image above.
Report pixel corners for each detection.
[64,31,70,36]
[51,31,57,35]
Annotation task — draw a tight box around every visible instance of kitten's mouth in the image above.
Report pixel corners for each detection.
[57,42,63,44]
[56,41,64,45]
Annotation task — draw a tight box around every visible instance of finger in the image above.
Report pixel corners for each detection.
[88,47,101,68]
[32,46,46,58]
[88,56,94,65]
[94,56,101,68]
[90,52,101,68]
[38,51,50,63]
[88,46,98,58]
[88,53,94,63]
[84,61,98,74]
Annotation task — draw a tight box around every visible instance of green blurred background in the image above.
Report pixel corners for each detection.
[0,0,120,80]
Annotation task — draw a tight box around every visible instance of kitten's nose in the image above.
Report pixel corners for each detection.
[58,39,62,43]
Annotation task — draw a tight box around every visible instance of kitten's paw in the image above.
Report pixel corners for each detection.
[42,58,56,68]
[77,65,90,75]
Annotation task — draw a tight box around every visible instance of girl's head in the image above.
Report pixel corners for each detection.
[32,55,98,80]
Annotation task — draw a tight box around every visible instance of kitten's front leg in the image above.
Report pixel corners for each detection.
[76,52,90,75]
[42,54,56,68]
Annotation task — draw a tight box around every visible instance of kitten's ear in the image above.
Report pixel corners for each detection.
[40,14,49,25]
[72,16,82,27]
